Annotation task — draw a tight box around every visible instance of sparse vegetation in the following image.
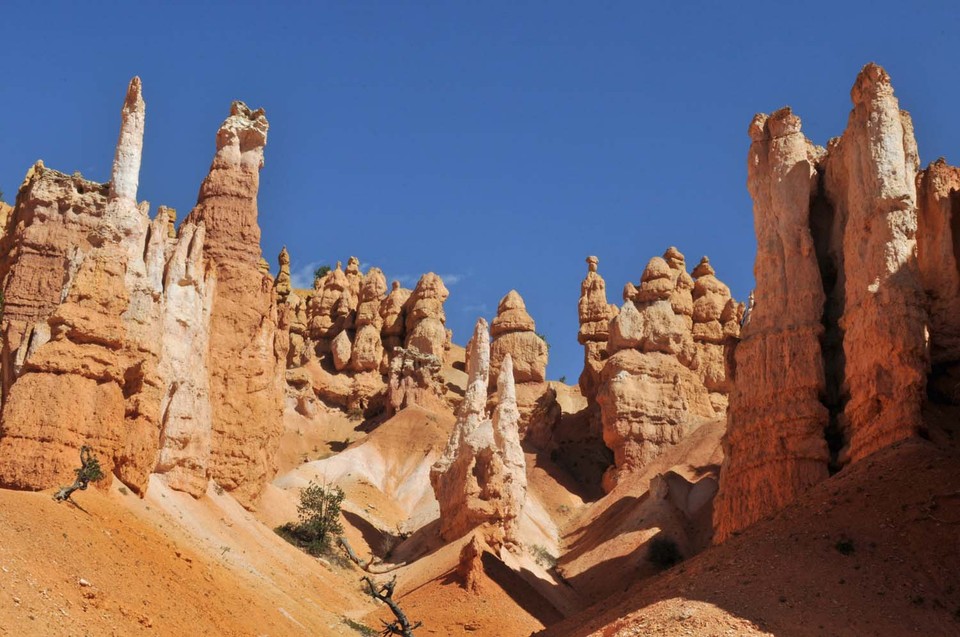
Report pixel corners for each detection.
[53,446,105,502]
[342,617,378,636]
[536,331,550,351]
[558,375,567,384]
[647,535,683,569]
[313,264,332,285]
[835,537,855,556]
[276,481,345,557]
[531,544,557,569]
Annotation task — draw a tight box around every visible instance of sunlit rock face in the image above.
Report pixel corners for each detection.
[183,100,284,509]
[714,107,831,543]
[0,79,223,498]
[597,247,739,492]
[716,64,936,542]
[430,319,526,549]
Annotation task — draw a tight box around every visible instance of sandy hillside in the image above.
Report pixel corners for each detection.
[0,482,374,636]
[542,437,960,637]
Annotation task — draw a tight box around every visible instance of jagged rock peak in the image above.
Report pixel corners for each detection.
[109,76,145,202]
[464,317,491,418]
[275,246,291,300]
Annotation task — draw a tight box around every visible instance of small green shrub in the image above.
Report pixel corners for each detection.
[536,332,551,351]
[276,481,345,557]
[647,536,683,569]
[342,617,377,636]
[53,446,105,501]
[835,537,855,555]
[313,265,332,286]
[531,544,557,569]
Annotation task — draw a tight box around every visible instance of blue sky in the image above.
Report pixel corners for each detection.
[2,1,959,381]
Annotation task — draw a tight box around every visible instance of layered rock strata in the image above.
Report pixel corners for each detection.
[713,108,831,543]
[430,318,526,548]
[597,247,734,491]
[488,290,558,442]
[0,79,219,498]
[182,101,283,508]
[716,64,935,542]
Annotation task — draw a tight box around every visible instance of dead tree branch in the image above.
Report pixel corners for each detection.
[338,536,407,574]
[361,575,422,636]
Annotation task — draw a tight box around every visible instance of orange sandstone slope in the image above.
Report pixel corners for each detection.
[0,485,373,637]
[542,430,960,637]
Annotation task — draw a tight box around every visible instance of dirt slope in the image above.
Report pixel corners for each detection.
[542,437,960,637]
[0,483,373,636]
[556,419,723,603]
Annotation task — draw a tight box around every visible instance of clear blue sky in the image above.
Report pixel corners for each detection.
[2,1,959,381]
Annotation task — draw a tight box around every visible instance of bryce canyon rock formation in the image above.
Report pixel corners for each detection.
[577,256,618,402]
[584,247,739,491]
[715,64,943,542]
[0,80,285,507]
[182,100,283,508]
[0,79,224,499]
[713,107,832,541]
[488,290,559,442]
[430,318,526,548]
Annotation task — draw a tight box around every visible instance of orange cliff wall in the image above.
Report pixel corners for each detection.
[714,63,960,542]
[0,80,283,508]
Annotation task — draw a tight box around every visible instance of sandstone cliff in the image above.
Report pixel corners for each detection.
[0,79,224,499]
[716,64,939,541]
[713,108,831,542]
[183,101,283,509]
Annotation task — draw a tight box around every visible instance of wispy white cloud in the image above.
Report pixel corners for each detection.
[390,274,418,286]
[461,303,490,315]
[439,273,465,286]
[290,260,321,290]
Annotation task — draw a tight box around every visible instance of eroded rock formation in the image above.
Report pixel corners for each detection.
[713,108,831,543]
[404,273,449,362]
[917,159,960,400]
[716,64,939,542]
[0,79,222,499]
[430,319,526,548]
[181,100,283,508]
[577,256,618,400]
[488,290,559,443]
[825,64,927,464]
[596,247,737,491]
[350,267,387,372]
